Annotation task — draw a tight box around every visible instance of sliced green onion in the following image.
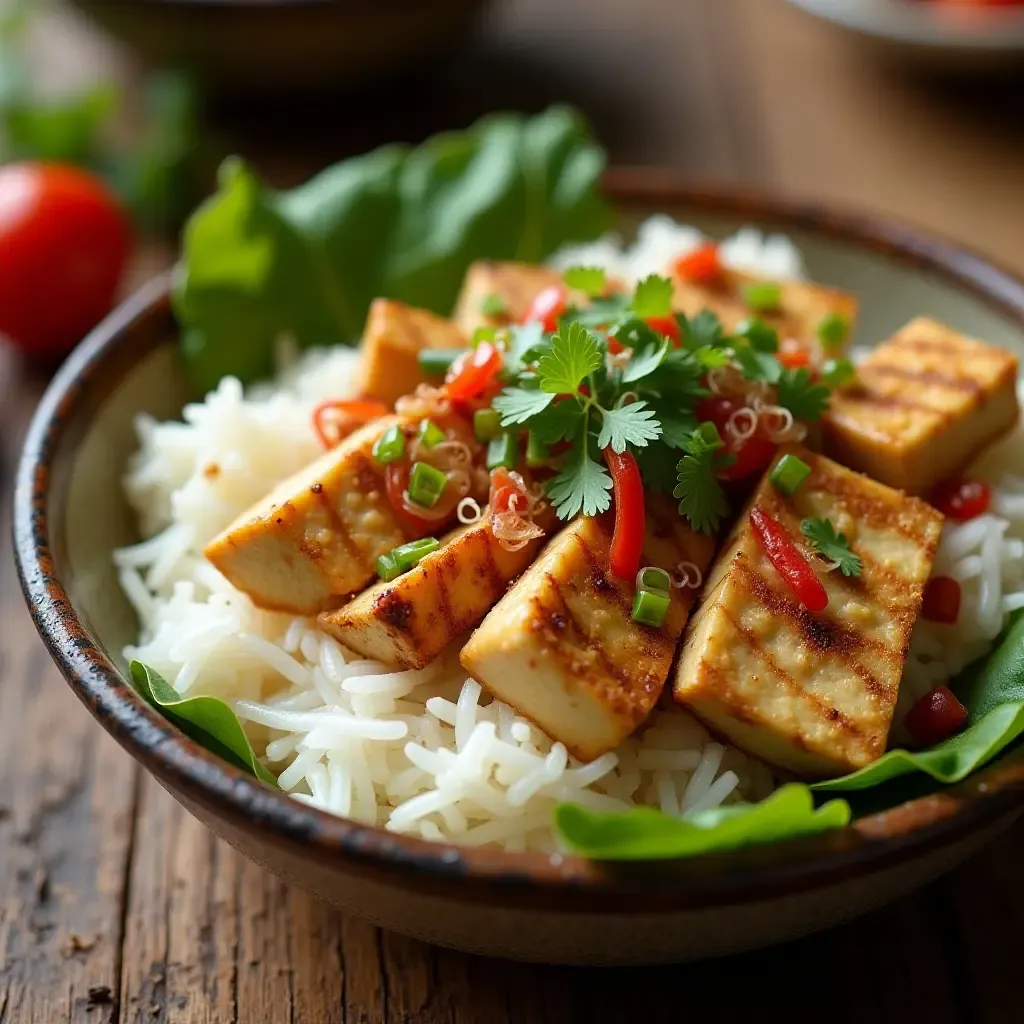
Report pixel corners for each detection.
[695,421,723,448]
[817,312,849,352]
[394,537,440,571]
[525,431,549,468]
[418,349,463,377]
[631,588,670,628]
[636,566,672,594]
[375,552,402,582]
[742,281,782,313]
[372,424,406,466]
[417,419,445,448]
[821,357,856,389]
[473,326,498,347]
[769,453,812,496]
[486,433,517,471]
[473,408,503,442]
[735,317,779,354]
[407,461,447,508]
[479,293,507,318]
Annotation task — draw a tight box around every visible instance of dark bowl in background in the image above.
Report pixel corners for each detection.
[68,0,492,93]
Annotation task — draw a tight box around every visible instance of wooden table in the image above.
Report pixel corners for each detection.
[4,1,1024,1020]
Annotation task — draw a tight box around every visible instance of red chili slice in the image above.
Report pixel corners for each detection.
[904,685,968,748]
[645,315,681,345]
[749,506,828,612]
[922,576,962,624]
[930,478,991,521]
[312,398,391,449]
[445,341,503,401]
[521,284,567,333]
[603,447,645,581]
[777,343,810,369]
[673,243,721,285]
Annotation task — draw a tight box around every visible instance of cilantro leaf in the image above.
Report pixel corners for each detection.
[528,398,585,444]
[568,293,629,331]
[693,344,731,369]
[503,321,548,375]
[732,343,782,384]
[622,336,671,384]
[537,321,602,395]
[609,317,661,351]
[562,265,607,297]
[636,443,681,494]
[479,292,507,318]
[644,347,707,403]
[673,425,730,534]
[630,274,674,318]
[646,400,698,449]
[596,401,662,453]
[777,367,831,422]
[735,317,779,353]
[492,387,555,426]
[547,445,613,520]
[801,518,862,577]
[683,309,725,350]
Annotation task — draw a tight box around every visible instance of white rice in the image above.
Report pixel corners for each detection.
[116,217,1022,850]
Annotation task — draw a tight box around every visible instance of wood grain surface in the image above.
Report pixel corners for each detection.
[3,0,1023,1021]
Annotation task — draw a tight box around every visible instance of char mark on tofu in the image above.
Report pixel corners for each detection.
[460,499,716,762]
[357,299,468,406]
[824,317,1019,494]
[203,416,417,616]
[318,510,553,670]
[673,445,942,779]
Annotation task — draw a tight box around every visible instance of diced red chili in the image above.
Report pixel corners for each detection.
[673,243,721,285]
[312,398,391,449]
[778,343,810,370]
[931,478,991,521]
[521,284,567,333]
[904,685,968,748]
[445,341,503,401]
[607,336,625,355]
[603,447,645,581]
[749,506,828,612]
[922,576,962,624]
[645,315,681,345]
[696,396,778,481]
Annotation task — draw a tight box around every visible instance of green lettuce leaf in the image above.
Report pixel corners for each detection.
[174,106,613,391]
[554,784,850,860]
[128,660,278,787]
[815,611,1024,793]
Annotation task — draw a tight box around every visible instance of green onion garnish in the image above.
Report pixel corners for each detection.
[525,431,549,468]
[473,408,503,442]
[376,537,441,582]
[417,419,445,448]
[479,293,507,319]
[821,357,855,389]
[407,462,447,508]
[695,420,723,448]
[375,552,402,582]
[372,424,406,466]
[486,433,517,471]
[735,317,779,354]
[816,312,849,352]
[631,588,670,628]
[742,281,782,313]
[418,349,463,377]
[769,453,812,496]
[636,566,672,594]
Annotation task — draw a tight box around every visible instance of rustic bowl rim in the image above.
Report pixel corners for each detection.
[14,172,1024,914]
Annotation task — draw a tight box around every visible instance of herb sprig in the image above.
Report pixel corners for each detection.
[801,517,862,577]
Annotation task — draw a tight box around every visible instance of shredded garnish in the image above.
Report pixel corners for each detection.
[674,561,704,590]
[457,497,483,524]
[395,384,453,421]
[726,407,758,441]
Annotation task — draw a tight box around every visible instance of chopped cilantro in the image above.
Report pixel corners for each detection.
[683,309,726,350]
[562,266,607,297]
[492,387,555,426]
[479,292,507,318]
[801,517,862,577]
[776,367,831,422]
[596,401,661,454]
[537,321,602,394]
[673,425,730,535]
[547,441,613,520]
[621,337,670,384]
[630,274,674,319]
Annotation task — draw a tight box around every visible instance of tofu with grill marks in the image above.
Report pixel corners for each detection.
[671,266,858,357]
[204,417,420,615]
[460,499,717,761]
[823,317,1019,494]
[673,446,942,779]
[318,506,554,669]
[357,299,467,407]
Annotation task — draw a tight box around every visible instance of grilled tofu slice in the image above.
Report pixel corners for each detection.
[318,507,554,668]
[357,299,467,406]
[204,417,419,615]
[823,317,1019,494]
[673,446,942,779]
[671,265,857,357]
[460,499,717,761]
[452,260,578,336]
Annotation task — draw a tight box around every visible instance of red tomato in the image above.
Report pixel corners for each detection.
[922,576,962,625]
[521,284,567,333]
[0,163,132,356]
[749,506,828,612]
[645,315,681,345]
[930,478,991,521]
[696,396,778,481]
[904,686,968,748]
[673,243,721,285]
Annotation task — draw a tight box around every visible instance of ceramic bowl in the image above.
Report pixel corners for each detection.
[787,0,1024,69]
[68,0,490,93]
[14,175,1024,965]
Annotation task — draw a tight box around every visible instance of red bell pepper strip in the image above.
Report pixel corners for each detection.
[749,506,828,612]
[603,447,645,581]
[904,685,968,748]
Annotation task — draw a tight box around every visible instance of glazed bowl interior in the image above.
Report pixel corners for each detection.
[18,179,1024,964]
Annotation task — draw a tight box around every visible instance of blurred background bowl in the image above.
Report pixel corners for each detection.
[786,0,1024,70]
[67,0,493,94]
